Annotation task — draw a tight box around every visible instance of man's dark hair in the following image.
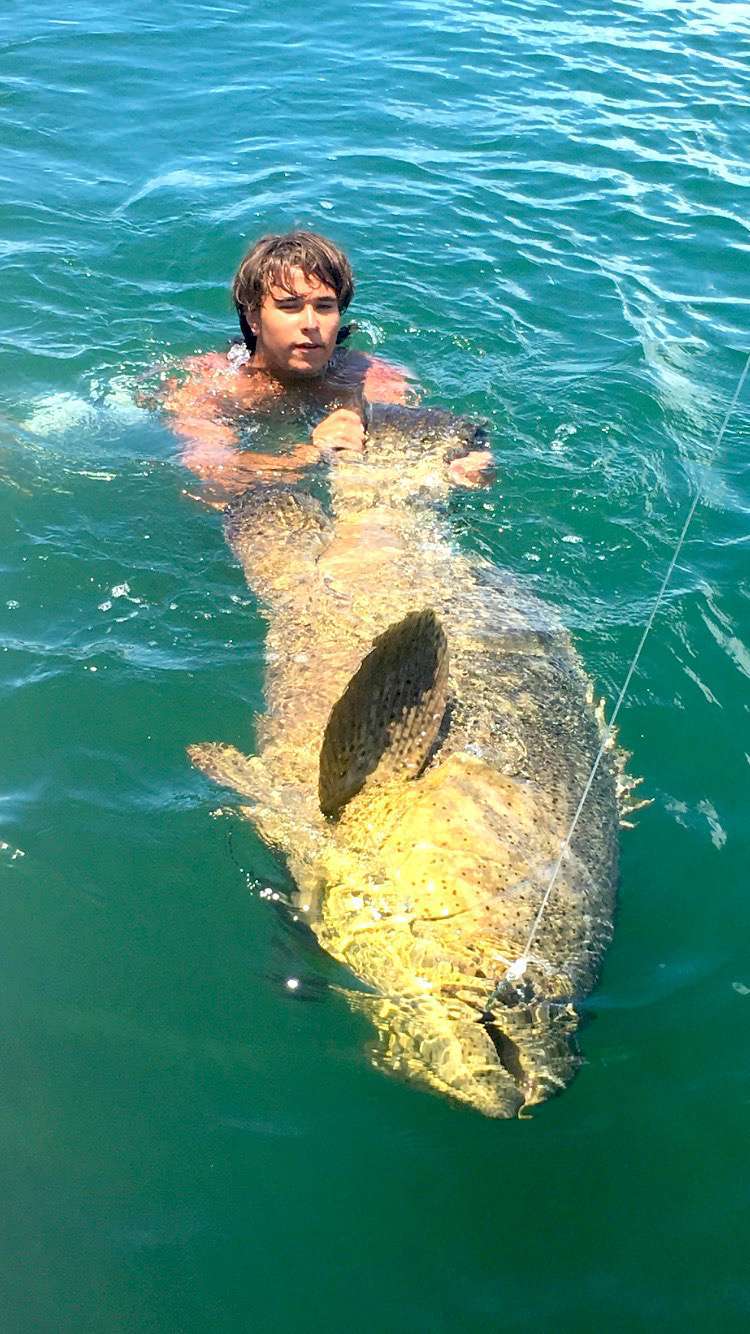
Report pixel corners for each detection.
[232,231,355,352]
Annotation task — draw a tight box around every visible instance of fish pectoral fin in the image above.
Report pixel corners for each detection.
[318,607,449,818]
[190,744,319,858]
[188,742,269,804]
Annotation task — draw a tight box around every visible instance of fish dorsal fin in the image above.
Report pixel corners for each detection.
[318,608,449,818]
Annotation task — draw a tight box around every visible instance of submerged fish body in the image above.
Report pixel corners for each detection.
[191,404,620,1117]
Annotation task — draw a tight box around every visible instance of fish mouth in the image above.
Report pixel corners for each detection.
[478,1012,528,1092]
[349,987,580,1119]
[471,998,581,1116]
[346,992,525,1118]
[437,1007,531,1118]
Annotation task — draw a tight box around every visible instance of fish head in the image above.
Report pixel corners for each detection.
[356,988,580,1120]
[315,753,585,1117]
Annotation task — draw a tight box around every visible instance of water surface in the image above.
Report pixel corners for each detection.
[1,1,749,1329]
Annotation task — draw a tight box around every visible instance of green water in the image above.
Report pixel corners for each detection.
[2,1,749,1329]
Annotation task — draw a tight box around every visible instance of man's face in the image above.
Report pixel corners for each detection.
[250,267,342,378]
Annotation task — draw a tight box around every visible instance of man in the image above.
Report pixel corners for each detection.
[165,230,493,499]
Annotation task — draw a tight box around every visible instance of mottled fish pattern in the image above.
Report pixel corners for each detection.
[190,404,620,1117]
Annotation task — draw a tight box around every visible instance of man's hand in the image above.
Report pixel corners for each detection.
[448,449,496,488]
[311,407,366,459]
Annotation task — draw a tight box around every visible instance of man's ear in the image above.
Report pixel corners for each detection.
[236,304,258,349]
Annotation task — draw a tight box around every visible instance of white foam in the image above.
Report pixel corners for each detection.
[22,393,95,437]
[21,379,149,440]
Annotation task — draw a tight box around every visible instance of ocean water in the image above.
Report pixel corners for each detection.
[1,1,749,1329]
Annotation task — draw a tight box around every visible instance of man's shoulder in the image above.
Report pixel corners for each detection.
[181,347,276,405]
[329,348,413,404]
[184,349,236,380]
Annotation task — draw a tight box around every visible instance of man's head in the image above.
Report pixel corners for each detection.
[232,231,355,378]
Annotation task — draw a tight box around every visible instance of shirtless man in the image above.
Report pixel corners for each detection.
[164,230,493,499]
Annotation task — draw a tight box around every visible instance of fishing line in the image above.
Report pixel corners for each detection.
[489,348,750,1006]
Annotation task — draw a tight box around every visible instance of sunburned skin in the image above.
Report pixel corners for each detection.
[164,266,494,500]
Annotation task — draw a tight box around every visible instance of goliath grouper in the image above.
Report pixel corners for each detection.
[190,404,627,1117]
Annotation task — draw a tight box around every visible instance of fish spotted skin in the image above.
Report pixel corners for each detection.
[190,404,619,1117]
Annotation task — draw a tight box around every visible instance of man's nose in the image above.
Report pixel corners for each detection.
[300,303,320,330]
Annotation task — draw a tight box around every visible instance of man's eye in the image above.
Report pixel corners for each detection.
[275,298,337,312]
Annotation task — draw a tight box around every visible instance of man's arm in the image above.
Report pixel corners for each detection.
[163,355,339,491]
[360,354,494,487]
[165,349,488,492]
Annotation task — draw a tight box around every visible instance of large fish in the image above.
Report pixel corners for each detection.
[190,404,625,1117]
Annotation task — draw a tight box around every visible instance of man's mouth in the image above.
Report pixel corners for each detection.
[293,342,322,352]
